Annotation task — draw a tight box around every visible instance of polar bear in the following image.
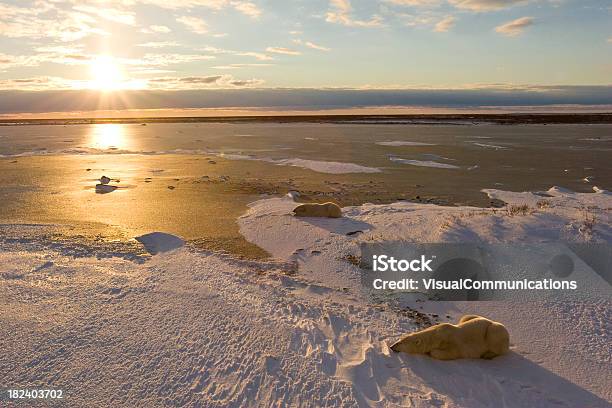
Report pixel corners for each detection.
[293,202,342,218]
[390,315,509,360]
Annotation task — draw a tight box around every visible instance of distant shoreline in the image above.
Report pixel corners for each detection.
[1,113,612,126]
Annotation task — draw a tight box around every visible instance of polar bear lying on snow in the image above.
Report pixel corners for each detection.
[293,202,342,218]
[391,315,509,360]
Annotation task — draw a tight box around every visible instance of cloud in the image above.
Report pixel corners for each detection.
[0,77,76,91]
[0,73,264,92]
[326,0,383,27]
[0,49,96,71]
[34,45,84,54]
[177,16,208,34]
[0,3,109,41]
[1,86,610,114]
[212,63,273,69]
[128,68,176,75]
[227,79,263,86]
[495,16,534,36]
[0,53,42,69]
[330,0,351,13]
[127,0,261,18]
[385,0,440,5]
[176,76,223,83]
[293,39,331,52]
[230,1,261,18]
[237,52,274,61]
[448,0,529,12]
[72,5,136,25]
[139,53,216,66]
[61,54,93,63]
[137,42,181,48]
[266,47,301,56]
[146,74,264,89]
[305,41,331,52]
[147,25,172,33]
[1,50,216,72]
[434,15,455,32]
[203,47,274,61]
[202,46,232,54]
[398,13,436,27]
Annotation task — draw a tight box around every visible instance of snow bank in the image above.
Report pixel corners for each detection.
[237,187,611,406]
[1,186,610,407]
[484,186,612,209]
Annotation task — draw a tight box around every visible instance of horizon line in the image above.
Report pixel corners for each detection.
[2,111,612,125]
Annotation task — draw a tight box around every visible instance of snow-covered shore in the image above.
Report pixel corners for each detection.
[1,187,610,407]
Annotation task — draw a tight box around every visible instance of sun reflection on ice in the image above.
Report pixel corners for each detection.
[89,124,129,150]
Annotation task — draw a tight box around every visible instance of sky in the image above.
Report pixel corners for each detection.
[0,0,611,115]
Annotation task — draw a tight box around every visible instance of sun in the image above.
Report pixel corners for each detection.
[90,56,124,90]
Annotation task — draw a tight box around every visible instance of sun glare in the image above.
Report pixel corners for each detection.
[89,124,129,150]
[90,56,124,91]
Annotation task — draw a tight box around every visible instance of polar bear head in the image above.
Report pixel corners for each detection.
[390,323,453,354]
[390,332,429,354]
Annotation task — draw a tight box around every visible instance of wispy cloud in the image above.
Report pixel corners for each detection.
[495,16,534,37]
[177,16,208,34]
[305,41,331,52]
[385,0,440,6]
[398,13,436,28]
[72,5,136,25]
[1,49,97,70]
[145,25,172,33]
[448,0,529,12]
[237,52,274,61]
[0,53,41,69]
[0,3,109,41]
[0,76,76,91]
[129,0,261,18]
[137,42,181,48]
[0,49,218,73]
[203,47,274,61]
[34,45,84,54]
[0,73,263,91]
[326,0,383,27]
[434,15,455,32]
[212,63,273,69]
[139,53,216,66]
[266,47,301,56]
[230,1,261,18]
[293,39,331,52]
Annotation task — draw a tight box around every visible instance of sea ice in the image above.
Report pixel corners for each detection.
[389,156,460,169]
[95,184,117,194]
[135,232,185,254]
[377,141,436,146]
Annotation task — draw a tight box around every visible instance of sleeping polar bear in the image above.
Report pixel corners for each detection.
[390,315,509,360]
[293,202,342,218]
